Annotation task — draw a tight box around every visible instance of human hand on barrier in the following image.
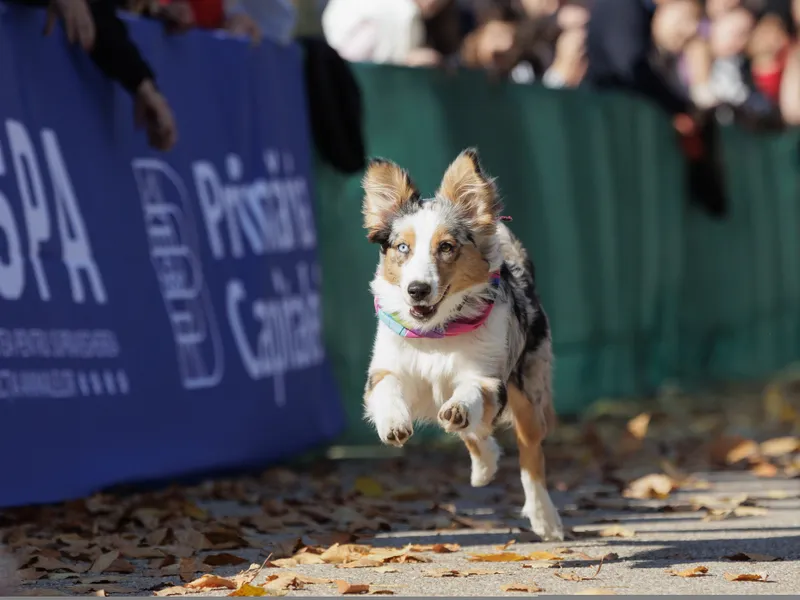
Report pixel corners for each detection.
[549,27,587,86]
[405,47,443,68]
[158,1,196,34]
[134,80,178,151]
[224,13,263,46]
[43,0,96,51]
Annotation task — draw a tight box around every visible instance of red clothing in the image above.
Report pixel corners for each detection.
[161,0,224,29]
[752,44,790,104]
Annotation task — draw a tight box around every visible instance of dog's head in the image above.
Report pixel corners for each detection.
[362,148,503,330]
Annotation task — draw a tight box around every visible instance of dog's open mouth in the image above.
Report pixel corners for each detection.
[410,287,449,321]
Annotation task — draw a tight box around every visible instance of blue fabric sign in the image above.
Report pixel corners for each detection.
[0,4,344,507]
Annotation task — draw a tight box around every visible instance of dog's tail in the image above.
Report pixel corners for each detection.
[0,545,19,595]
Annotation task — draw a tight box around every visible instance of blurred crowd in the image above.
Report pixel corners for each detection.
[7,0,799,156]
[322,0,800,131]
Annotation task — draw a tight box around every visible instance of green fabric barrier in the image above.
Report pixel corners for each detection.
[680,127,800,383]
[314,65,686,444]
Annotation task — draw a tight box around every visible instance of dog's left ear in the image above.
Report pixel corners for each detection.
[437,148,502,236]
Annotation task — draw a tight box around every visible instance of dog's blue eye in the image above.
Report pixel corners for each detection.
[397,243,410,254]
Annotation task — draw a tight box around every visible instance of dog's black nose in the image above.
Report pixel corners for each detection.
[407,281,431,302]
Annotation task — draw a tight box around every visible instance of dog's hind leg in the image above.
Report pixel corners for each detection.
[507,347,563,541]
[460,433,501,487]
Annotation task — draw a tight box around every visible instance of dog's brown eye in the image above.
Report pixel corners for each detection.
[439,242,455,254]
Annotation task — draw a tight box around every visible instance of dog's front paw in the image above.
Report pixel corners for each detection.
[438,400,470,432]
[379,423,414,447]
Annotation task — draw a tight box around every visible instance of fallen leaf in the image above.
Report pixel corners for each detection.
[723,553,781,562]
[354,477,384,498]
[155,587,190,597]
[338,558,385,569]
[373,566,399,574]
[467,552,528,562]
[424,568,502,578]
[71,584,137,595]
[320,544,372,565]
[494,540,516,551]
[732,506,769,518]
[406,543,460,553]
[554,571,592,582]
[710,436,759,465]
[750,462,779,478]
[759,437,799,457]
[626,413,651,440]
[762,490,790,500]
[667,566,709,578]
[501,583,544,593]
[18,569,46,581]
[369,590,395,595]
[89,551,120,575]
[228,584,268,596]
[270,553,326,567]
[183,502,209,521]
[576,588,617,595]
[623,474,675,500]
[186,574,238,590]
[203,553,249,567]
[598,525,635,538]
[94,591,107,597]
[336,580,370,595]
[528,551,564,561]
[724,573,768,582]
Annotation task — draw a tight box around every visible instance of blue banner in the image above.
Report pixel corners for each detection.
[0,4,344,507]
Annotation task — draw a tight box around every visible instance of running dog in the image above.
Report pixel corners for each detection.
[361,148,563,541]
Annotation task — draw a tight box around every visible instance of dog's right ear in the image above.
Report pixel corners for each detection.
[361,158,419,245]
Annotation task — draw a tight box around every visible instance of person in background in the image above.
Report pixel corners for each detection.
[321,0,436,66]
[227,0,296,45]
[144,0,264,44]
[748,12,792,105]
[12,0,177,151]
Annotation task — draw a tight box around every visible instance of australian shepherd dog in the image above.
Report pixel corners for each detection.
[361,148,563,541]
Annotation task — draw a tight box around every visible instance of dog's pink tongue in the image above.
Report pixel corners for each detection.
[412,306,434,318]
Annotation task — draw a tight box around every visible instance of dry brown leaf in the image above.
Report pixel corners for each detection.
[623,474,676,500]
[626,413,651,440]
[750,462,779,478]
[501,583,544,593]
[270,553,326,567]
[576,588,617,595]
[336,580,370,595]
[759,436,799,457]
[732,506,769,518]
[338,558,385,569]
[667,566,709,578]
[494,540,516,551]
[89,551,120,575]
[408,543,461,553]
[320,544,372,565]
[724,573,768,582]
[554,571,592,582]
[762,489,791,500]
[723,553,781,562]
[186,574,238,590]
[369,590,395,595]
[710,436,759,465]
[228,583,268,596]
[468,552,528,562]
[597,525,635,538]
[203,553,249,567]
[155,586,190,597]
[424,568,502,578]
[373,566,399,574]
[528,551,564,561]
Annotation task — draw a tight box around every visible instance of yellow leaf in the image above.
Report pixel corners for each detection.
[667,566,709,578]
[467,552,529,562]
[528,551,563,561]
[723,573,768,582]
[320,544,372,565]
[354,477,384,498]
[228,584,267,596]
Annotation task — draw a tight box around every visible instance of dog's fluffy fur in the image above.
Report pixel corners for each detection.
[361,148,563,541]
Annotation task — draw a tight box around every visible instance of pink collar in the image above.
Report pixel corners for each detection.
[374,272,501,339]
